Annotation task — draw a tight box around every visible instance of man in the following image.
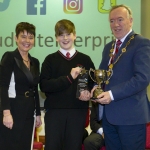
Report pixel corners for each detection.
[92,4,150,150]
[83,102,104,150]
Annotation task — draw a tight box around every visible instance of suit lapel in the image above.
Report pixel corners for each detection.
[13,49,34,87]
[114,31,136,61]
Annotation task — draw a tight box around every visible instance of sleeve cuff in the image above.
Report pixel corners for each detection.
[108,90,114,100]
[67,74,74,84]
[97,127,103,135]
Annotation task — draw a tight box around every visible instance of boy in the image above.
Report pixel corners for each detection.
[40,19,95,150]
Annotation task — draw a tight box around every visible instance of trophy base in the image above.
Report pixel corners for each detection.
[91,97,98,100]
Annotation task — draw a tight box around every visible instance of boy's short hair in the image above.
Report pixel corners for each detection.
[55,19,76,37]
[15,22,35,37]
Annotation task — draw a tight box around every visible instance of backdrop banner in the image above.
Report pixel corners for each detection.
[0,0,141,68]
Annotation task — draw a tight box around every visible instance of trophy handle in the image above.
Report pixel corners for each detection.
[106,70,113,82]
[89,68,96,82]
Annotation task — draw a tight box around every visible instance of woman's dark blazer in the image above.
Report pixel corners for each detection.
[0,49,41,126]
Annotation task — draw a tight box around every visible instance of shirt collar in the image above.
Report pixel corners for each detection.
[116,29,132,44]
[59,48,76,57]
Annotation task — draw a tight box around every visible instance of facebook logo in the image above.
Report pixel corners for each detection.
[0,0,11,12]
[27,0,46,15]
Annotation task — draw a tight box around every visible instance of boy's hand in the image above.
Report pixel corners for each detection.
[79,90,91,101]
[70,67,82,79]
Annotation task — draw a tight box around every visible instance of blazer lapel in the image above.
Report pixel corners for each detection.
[29,56,39,79]
[13,49,34,87]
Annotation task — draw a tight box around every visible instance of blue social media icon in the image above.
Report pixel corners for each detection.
[27,0,46,15]
[0,0,11,12]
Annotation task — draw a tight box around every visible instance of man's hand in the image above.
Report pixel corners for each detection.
[90,86,99,102]
[102,133,104,139]
[96,91,111,104]
[90,85,98,98]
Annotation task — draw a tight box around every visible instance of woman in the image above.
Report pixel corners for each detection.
[0,22,42,150]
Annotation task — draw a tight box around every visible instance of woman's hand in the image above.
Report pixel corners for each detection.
[3,110,13,129]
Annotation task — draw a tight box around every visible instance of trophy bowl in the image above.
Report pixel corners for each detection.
[89,68,107,99]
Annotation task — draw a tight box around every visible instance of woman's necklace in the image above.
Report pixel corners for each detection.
[23,58,30,70]
[23,59,29,62]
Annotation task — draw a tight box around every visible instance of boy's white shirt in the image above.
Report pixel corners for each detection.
[59,47,76,57]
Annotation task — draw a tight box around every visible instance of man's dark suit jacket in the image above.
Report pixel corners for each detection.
[99,31,150,125]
